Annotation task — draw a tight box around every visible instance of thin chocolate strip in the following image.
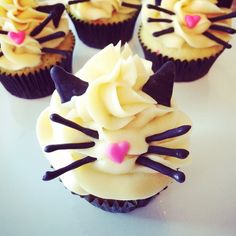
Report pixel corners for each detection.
[43,156,97,181]
[153,27,174,37]
[36,31,65,44]
[122,2,141,10]
[50,113,99,139]
[136,156,185,183]
[148,18,172,23]
[209,11,236,22]
[41,47,70,56]
[146,125,191,143]
[68,0,90,5]
[44,142,95,153]
[147,146,189,159]
[209,24,236,34]
[203,31,231,48]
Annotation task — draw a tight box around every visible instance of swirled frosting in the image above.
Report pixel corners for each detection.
[68,0,141,23]
[37,43,191,200]
[0,0,69,70]
[140,0,234,60]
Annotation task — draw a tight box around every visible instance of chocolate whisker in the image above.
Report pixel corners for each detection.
[44,142,95,153]
[43,156,97,181]
[209,11,236,22]
[50,113,99,139]
[68,0,90,5]
[209,24,236,34]
[203,31,231,48]
[147,146,189,159]
[147,4,175,15]
[146,125,191,143]
[0,30,8,35]
[36,31,65,44]
[147,18,172,23]
[136,156,185,183]
[121,2,141,10]
[30,13,53,37]
[153,27,174,37]
[42,47,70,56]
[0,52,3,57]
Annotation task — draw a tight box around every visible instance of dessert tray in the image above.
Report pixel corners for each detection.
[0,11,235,236]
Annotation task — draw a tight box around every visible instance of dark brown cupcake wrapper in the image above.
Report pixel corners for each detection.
[138,33,224,82]
[0,50,73,99]
[68,11,140,49]
[71,187,168,213]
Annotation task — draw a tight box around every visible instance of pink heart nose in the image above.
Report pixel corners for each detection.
[185,15,201,29]
[8,31,26,45]
[106,141,130,164]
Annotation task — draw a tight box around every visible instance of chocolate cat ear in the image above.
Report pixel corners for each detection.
[50,66,88,103]
[51,3,65,28]
[155,0,162,5]
[142,61,175,107]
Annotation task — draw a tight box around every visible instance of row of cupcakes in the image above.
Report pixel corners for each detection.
[0,0,236,99]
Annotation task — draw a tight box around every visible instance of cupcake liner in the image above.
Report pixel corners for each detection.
[68,11,140,49]
[139,35,223,82]
[72,187,168,213]
[0,49,73,99]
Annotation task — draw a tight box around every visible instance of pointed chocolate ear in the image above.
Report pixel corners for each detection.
[50,66,88,103]
[52,4,65,28]
[142,61,175,107]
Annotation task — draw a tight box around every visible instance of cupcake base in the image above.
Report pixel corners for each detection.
[0,31,75,99]
[68,12,140,49]
[72,187,168,213]
[139,36,223,82]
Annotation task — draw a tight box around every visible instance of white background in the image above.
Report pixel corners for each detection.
[0,7,236,236]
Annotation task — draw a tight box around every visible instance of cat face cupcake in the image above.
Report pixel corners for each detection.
[0,0,75,99]
[139,0,236,81]
[37,43,192,213]
[67,0,141,49]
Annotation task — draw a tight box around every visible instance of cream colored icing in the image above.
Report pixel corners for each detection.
[68,0,141,23]
[0,0,69,70]
[140,0,233,60]
[37,43,191,200]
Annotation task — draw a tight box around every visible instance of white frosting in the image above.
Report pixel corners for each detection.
[0,0,69,70]
[37,43,191,200]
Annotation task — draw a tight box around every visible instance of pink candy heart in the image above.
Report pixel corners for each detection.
[185,15,201,29]
[8,31,26,45]
[106,141,130,164]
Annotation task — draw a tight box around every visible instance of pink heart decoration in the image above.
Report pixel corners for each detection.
[106,141,130,164]
[8,31,26,45]
[185,15,201,29]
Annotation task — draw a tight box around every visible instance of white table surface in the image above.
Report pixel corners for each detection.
[0,12,236,236]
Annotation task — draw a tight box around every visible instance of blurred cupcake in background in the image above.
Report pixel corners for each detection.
[67,0,141,49]
[0,0,75,99]
[139,0,236,82]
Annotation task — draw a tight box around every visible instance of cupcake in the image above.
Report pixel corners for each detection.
[139,0,236,82]
[0,1,75,99]
[36,43,192,213]
[67,0,141,49]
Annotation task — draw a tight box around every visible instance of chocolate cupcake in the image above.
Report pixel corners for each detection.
[67,0,141,49]
[0,1,75,99]
[36,43,191,213]
[139,0,236,82]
